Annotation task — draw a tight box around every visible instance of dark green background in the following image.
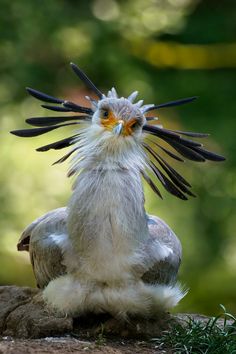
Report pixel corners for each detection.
[0,0,235,316]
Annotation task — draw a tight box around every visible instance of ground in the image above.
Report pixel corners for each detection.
[0,336,167,354]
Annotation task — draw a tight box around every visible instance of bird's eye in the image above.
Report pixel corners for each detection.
[131,121,140,130]
[102,110,109,119]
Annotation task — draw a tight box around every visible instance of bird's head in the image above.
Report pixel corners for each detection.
[69,91,150,174]
[93,94,145,138]
[11,62,225,200]
[81,90,148,161]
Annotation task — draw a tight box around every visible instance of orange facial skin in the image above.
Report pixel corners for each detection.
[100,110,137,136]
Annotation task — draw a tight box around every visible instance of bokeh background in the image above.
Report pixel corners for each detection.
[0,0,235,316]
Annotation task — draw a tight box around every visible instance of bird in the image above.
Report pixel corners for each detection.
[11,63,225,318]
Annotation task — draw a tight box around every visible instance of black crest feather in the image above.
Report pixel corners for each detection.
[26,115,90,127]
[11,122,81,138]
[145,96,198,112]
[70,62,103,99]
[26,87,64,104]
[36,135,79,151]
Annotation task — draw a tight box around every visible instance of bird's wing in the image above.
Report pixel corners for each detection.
[141,215,182,285]
[17,208,65,251]
[18,207,68,289]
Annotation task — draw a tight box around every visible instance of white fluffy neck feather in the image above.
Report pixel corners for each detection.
[70,125,147,174]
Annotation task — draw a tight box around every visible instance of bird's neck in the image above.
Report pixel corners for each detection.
[67,165,149,261]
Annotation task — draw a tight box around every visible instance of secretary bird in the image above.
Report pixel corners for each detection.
[11,63,225,318]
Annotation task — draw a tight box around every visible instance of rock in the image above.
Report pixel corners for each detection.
[0,286,73,338]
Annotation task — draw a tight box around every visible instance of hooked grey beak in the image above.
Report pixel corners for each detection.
[113,121,124,136]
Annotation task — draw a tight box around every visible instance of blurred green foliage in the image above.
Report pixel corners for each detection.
[0,0,235,316]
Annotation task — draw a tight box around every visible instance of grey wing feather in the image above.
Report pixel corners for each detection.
[142,214,182,285]
[18,207,68,289]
